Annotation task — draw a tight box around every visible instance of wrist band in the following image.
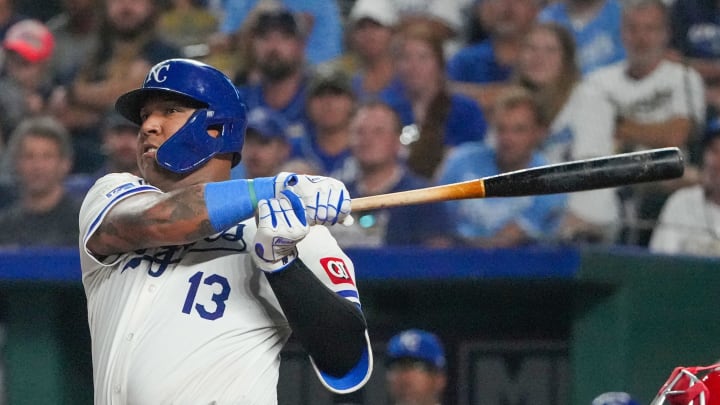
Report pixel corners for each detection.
[204,177,276,232]
[247,179,258,210]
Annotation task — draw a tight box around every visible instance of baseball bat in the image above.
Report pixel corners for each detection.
[351,147,684,212]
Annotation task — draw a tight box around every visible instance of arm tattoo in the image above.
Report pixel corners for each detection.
[93,184,217,254]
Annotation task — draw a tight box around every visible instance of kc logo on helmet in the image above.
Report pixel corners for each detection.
[147,63,171,84]
[321,257,354,286]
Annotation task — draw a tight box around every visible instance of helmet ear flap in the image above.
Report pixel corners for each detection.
[156,109,224,173]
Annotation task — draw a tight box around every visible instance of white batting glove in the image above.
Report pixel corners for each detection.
[274,172,353,226]
[252,190,310,273]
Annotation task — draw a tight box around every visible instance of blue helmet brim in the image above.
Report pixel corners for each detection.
[116,87,208,125]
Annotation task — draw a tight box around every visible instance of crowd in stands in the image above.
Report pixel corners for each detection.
[0,0,718,257]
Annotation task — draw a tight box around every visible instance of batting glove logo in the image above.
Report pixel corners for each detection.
[321,257,354,285]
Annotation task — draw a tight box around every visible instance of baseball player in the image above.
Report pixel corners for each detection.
[78,58,372,404]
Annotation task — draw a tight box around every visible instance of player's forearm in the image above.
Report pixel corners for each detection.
[88,179,275,256]
[88,184,217,255]
[265,259,367,377]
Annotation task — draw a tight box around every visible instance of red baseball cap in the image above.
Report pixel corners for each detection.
[2,19,54,63]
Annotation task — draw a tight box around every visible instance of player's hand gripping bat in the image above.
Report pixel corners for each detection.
[351,147,684,212]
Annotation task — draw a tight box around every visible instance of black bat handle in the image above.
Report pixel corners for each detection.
[482,147,685,197]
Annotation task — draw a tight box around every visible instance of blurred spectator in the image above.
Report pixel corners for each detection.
[517,22,620,243]
[538,0,625,75]
[330,101,452,248]
[436,87,567,248]
[669,0,720,120]
[384,23,487,179]
[210,0,343,65]
[392,0,469,57]
[650,124,720,257]
[342,0,402,101]
[447,0,540,112]
[584,0,705,246]
[591,391,640,405]
[64,110,139,199]
[385,329,447,405]
[230,106,291,179]
[292,67,355,181]
[157,0,217,56]
[0,116,80,247]
[49,0,180,174]
[238,6,312,144]
[0,19,55,143]
[46,0,100,86]
[0,0,26,40]
[465,0,505,43]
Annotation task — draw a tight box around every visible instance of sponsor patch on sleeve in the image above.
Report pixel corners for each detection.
[320,257,355,286]
[105,182,136,199]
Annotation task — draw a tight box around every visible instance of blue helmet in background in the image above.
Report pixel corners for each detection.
[386,329,446,370]
[115,58,247,173]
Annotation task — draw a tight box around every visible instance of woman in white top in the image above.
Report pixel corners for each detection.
[515,22,620,243]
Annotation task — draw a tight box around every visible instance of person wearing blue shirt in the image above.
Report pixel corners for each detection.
[330,101,452,248]
[446,0,541,113]
[290,67,356,181]
[437,87,566,247]
[446,40,513,85]
[215,0,343,65]
[237,7,313,146]
[538,0,625,75]
[344,0,405,102]
[382,24,487,179]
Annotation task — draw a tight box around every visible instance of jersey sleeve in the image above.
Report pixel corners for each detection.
[79,173,161,267]
[296,226,373,394]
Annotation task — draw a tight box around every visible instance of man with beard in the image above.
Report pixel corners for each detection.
[239,7,313,147]
[49,0,180,174]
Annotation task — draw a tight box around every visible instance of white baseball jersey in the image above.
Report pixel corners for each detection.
[585,59,706,138]
[649,185,720,257]
[78,173,371,405]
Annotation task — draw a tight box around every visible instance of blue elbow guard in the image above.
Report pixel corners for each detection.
[204,177,276,232]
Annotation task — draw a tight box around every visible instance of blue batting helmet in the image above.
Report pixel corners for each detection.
[115,58,247,173]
